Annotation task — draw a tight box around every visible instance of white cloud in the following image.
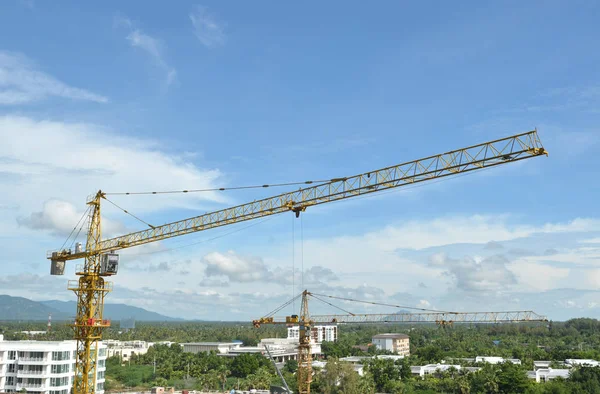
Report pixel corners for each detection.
[430,253,517,292]
[16,199,127,237]
[204,251,272,282]
[117,16,177,86]
[311,216,600,255]
[508,259,570,292]
[190,6,226,48]
[581,238,600,244]
[0,115,225,223]
[0,51,108,105]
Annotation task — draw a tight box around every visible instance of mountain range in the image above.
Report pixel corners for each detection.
[0,295,181,321]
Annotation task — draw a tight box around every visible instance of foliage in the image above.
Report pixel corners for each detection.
[7,319,600,393]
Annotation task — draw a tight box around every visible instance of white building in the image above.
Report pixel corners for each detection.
[566,359,600,367]
[527,368,570,383]
[410,364,481,378]
[287,325,338,343]
[182,342,242,355]
[0,335,107,394]
[475,356,521,365]
[372,334,410,356]
[103,340,151,360]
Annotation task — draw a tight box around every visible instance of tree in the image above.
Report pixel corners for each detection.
[245,367,272,390]
[497,362,530,393]
[321,359,362,394]
[231,354,260,378]
[366,358,400,392]
[284,359,298,374]
[216,365,230,391]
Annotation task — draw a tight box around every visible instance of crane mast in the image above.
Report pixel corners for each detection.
[46,131,546,394]
[253,290,548,394]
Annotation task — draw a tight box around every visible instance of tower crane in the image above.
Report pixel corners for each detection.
[46,131,546,394]
[253,290,548,394]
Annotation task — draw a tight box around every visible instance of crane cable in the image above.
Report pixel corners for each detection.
[59,205,91,251]
[103,197,155,229]
[104,179,332,196]
[309,292,451,314]
[310,293,356,316]
[69,211,90,250]
[292,216,295,315]
[263,292,304,319]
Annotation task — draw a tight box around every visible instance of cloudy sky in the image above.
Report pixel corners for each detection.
[1,1,599,321]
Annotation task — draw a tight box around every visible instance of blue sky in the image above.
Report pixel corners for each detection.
[1,1,599,321]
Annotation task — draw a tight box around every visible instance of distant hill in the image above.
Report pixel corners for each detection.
[40,300,183,321]
[0,294,181,321]
[41,300,182,322]
[0,295,70,321]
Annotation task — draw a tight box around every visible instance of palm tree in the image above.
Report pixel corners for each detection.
[216,365,231,391]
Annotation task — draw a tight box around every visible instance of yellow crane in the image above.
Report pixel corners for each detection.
[253,290,548,394]
[47,131,546,394]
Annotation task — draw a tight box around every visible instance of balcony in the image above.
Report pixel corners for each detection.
[18,370,45,375]
[17,383,46,389]
[18,358,50,365]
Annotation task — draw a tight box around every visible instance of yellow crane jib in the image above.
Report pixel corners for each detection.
[46,130,547,394]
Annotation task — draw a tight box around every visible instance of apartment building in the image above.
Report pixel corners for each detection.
[372,333,410,356]
[287,325,338,343]
[0,335,107,394]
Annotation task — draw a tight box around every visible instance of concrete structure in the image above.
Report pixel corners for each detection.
[527,368,570,382]
[475,356,522,365]
[184,338,322,363]
[287,325,338,343]
[566,359,600,367]
[182,342,241,354]
[533,361,551,370]
[0,337,106,394]
[104,340,151,360]
[410,364,481,378]
[219,338,322,363]
[372,333,410,356]
[312,360,364,377]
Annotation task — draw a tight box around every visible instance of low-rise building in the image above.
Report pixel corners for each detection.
[410,364,481,378]
[533,361,551,370]
[182,342,242,355]
[104,340,152,360]
[0,335,106,394]
[527,368,570,383]
[566,359,599,367]
[475,356,521,365]
[372,333,410,356]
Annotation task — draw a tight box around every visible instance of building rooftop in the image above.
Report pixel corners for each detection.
[372,333,409,339]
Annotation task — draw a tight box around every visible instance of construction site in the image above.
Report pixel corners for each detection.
[36,131,550,394]
[1,2,599,394]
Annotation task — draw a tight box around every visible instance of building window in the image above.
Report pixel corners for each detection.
[51,377,70,387]
[51,364,70,374]
[97,382,104,391]
[52,351,71,361]
[8,351,16,360]
[6,376,15,385]
[97,360,105,368]
[98,348,106,357]
[8,364,16,373]
[97,371,105,379]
